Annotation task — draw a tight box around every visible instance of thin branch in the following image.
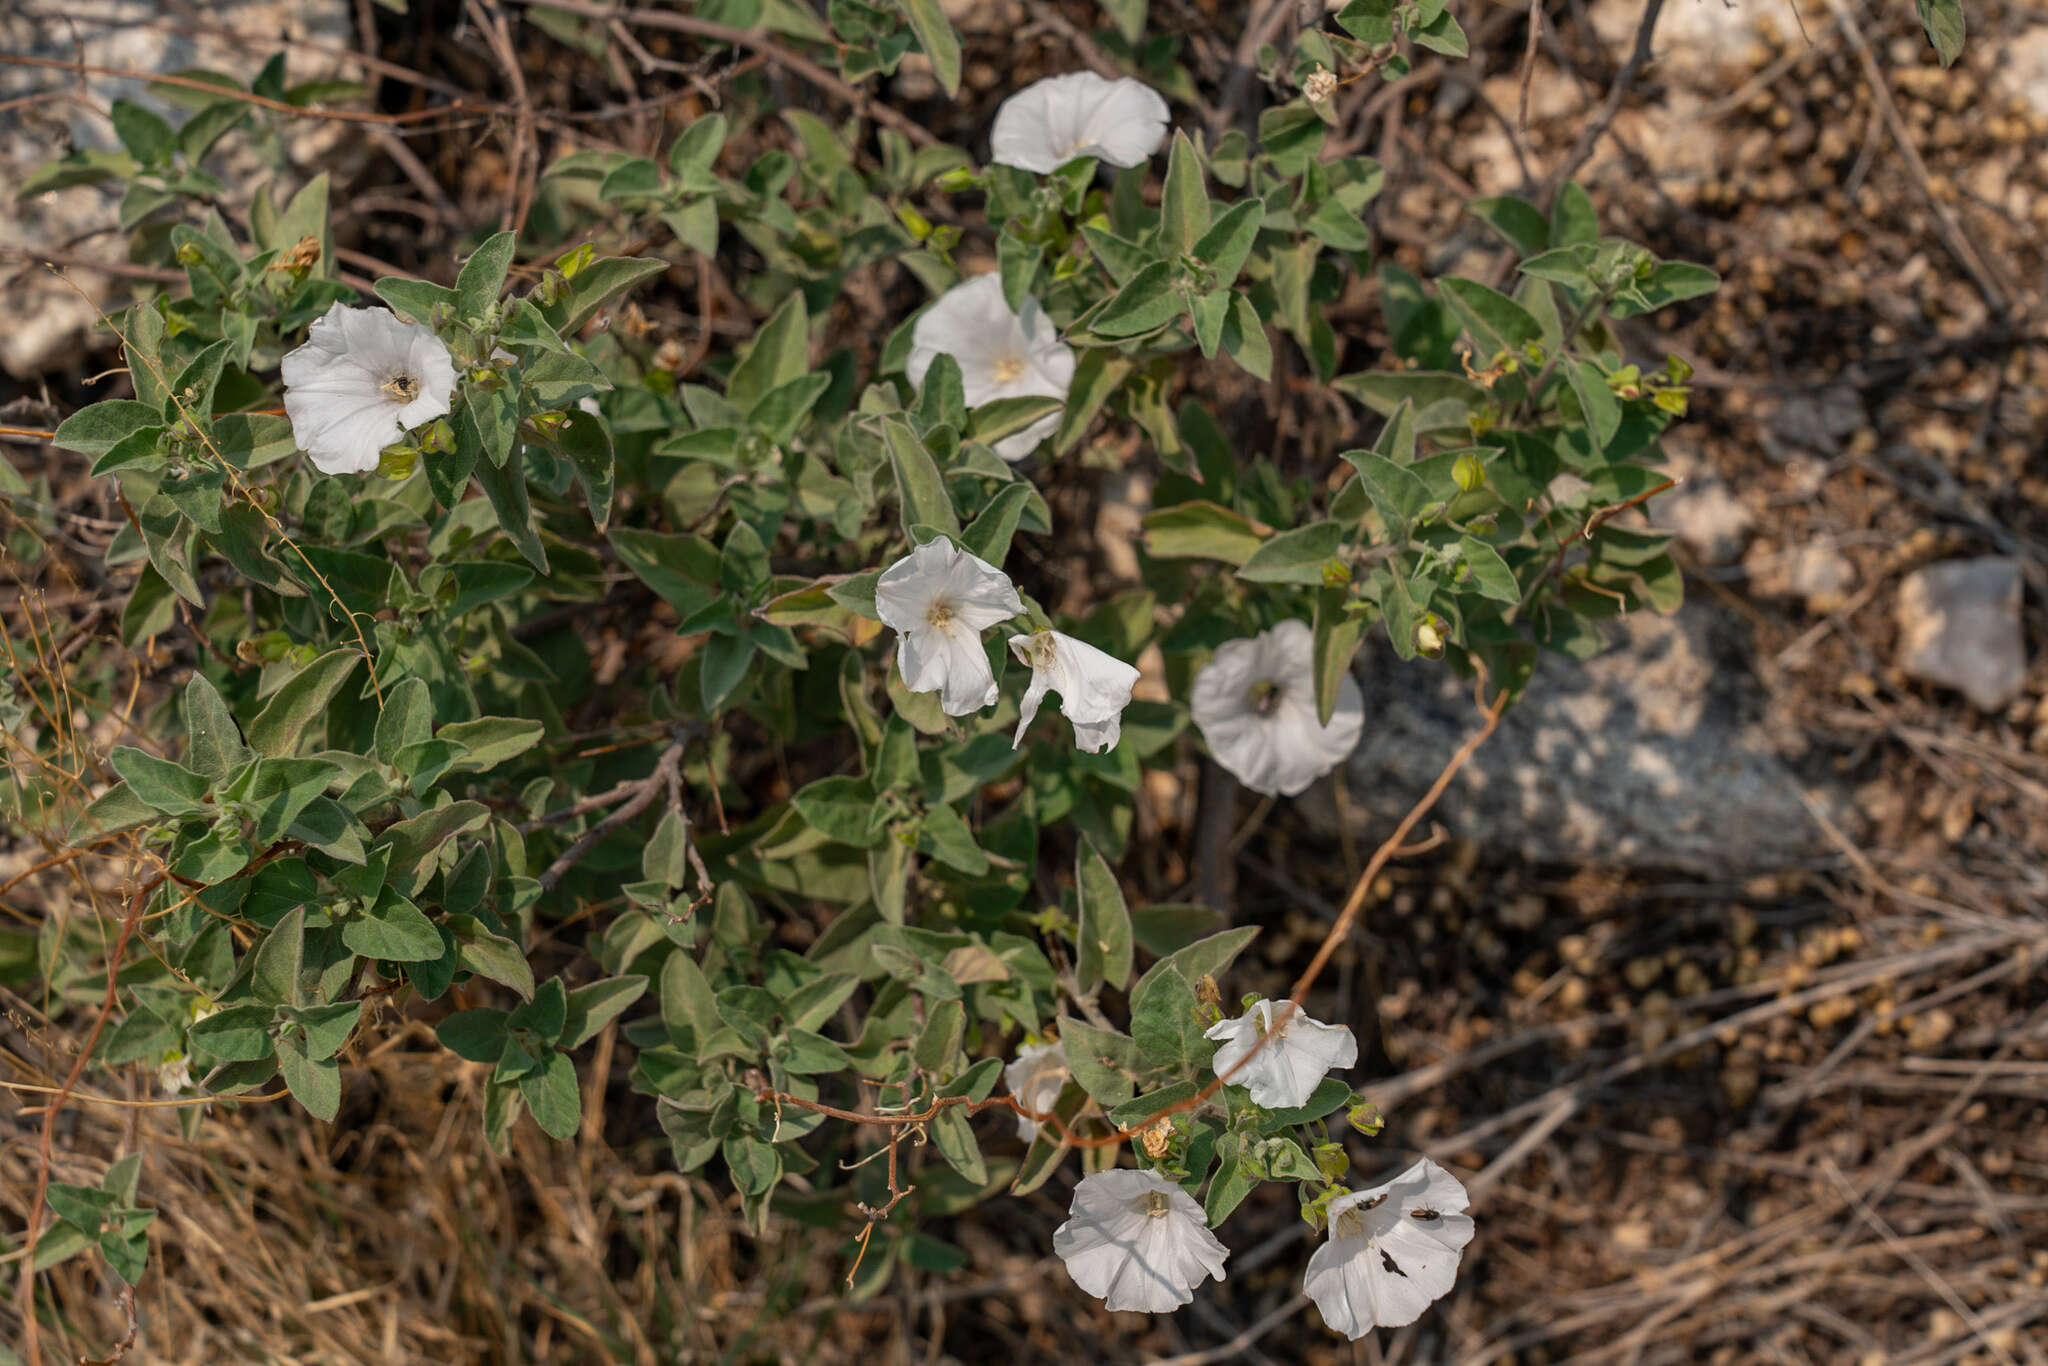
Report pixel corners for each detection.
[1540,0,1666,206]
[535,731,692,892]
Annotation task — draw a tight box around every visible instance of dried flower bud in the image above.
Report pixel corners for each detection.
[1141,1118,1173,1159]
[1304,66,1338,104]
[653,338,689,373]
[1196,974,1221,1007]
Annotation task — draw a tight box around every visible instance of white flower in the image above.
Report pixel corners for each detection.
[1203,999,1358,1109]
[1304,1158,1474,1338]
[908,274,1074,462]
[1188,620,1364,797]
[281,303,456,475]
[872,537,1024,715]
[1007,630,1139,754]
[991,72,1171,174]
[1004,1040,1069,1141]
[1054,1168,1229,1313]
[157,1050,192,1093]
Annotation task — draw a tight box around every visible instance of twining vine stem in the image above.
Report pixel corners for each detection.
[753,681,1510,1232]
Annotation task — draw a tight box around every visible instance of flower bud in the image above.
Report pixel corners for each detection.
[1453,452,1485,492]
[175,241,204,268]
[376,444,419,480]
[894,202,934,241]
[933,167,980,194]
[1346,1099,1384,1136]
[1303,65,1338,104]
[1413,614,1445,659]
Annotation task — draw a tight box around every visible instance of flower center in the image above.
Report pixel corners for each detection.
[926,599,955,631]
[1333,1209,1366,1239]
[990,352,1028,384]
[1141,1190,1173,1219]
[1247,679,1284,716]
[380,372,421,403]
[1025,631,1059,668]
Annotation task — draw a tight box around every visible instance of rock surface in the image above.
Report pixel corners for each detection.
[1322,605,1850,875]
[1,0,351,378]
[1896,557,2028,711]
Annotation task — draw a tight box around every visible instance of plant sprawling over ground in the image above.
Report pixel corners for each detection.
[5,0,1726,1347]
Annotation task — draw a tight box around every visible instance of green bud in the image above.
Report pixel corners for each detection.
[376,444,419,480]
[894,203,933,241]
[1452,452,1485,492]
[556,242,598,280]
[1319,557,1351,589]
[1346,1099,1384,1136]
[175,241,204,268]
[933,167,980,194]
[1413,614,1445,659]
[1313,1141,1349,1184]
[427,419,456,454]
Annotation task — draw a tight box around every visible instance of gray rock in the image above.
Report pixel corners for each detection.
[1662,475,1754,566]
[1896,558,2028,712]
[1,0,352,378]
[1323,606,1848,875]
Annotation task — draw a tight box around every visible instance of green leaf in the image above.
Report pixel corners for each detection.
[1312,585,1367,726]
[1129,963,1207,1071]
[561,975,647,1047]
[519,1050,582,1139]
[959,483,1033,567]
[791,775,884,847]
[246,649,362,757]
[929,1105,986,1183]
[250,905,306,1007]
[54,400,162,458]
[181,675,248,785]
[1344,452,1430,544]
[449,916,535,999]
[1608,261,1721,318]
[1073,839,1133,995]
[1057,1017,1139,1108]
[1439,276,1543,352]
[439,1008,509,1062]
[455,230,517,320]
[342,893,444,962]
[1567,359,1622,449]
[111,99,176,165]
[913,997,965,1072]
[275,1038,340,1121]
[293,1001,361,1061]
[660,950,721,1046]
[727,291,809,412]
[376,276,458,324]
[1192,199,1262,288]
[107,747,207,813]
[1141,500,1264,564]
[1237,520,1346,585]
[1465,195,1549,257]
[1411,8,1467,56]
[894,0,962,96]
[883,418,960,538]
[190,1004,276,1062]
[1550,182,1598,248]
[1133,927,1259,1002]
[1916,0,1965,66]
[1458,536,1520,603]
[471,429,549,573]
[1091,261,1183,338]
[1160,131,1209,255]
[544,255,668,335]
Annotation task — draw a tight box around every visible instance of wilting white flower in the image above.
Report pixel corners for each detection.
[281,303,455,474]
[991,72,1171,174]
[873,537,1024,715]
[1188,620,1364,797]
[157,1050,193,1093]
[1204,999,1358,1109]
[1055,1168,1229,1313]
[1004,1040,1069,1141]
[908,274,1074,462]
[1007,630,1139,754]
[1304,1158,1474,1338]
